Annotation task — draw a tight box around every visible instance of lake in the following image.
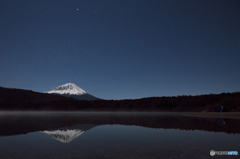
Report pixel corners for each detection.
[0,112,239,159]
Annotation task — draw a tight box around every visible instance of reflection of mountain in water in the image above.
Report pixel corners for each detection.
[0,112,240,138]
[41,124,96,143]
[42,129,84,143]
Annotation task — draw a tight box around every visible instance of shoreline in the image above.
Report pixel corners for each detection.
[178,112,240,119]
[1,111,240,119]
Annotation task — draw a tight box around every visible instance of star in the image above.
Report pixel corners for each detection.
[76,8,79,11]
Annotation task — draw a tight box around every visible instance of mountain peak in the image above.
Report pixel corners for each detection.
[46,83,87,95]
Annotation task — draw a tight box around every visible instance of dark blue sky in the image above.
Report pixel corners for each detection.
[1,0,240,99]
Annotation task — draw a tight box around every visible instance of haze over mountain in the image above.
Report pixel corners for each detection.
[45,83,100,100]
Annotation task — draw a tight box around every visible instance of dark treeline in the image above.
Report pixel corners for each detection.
[0,86,240,111]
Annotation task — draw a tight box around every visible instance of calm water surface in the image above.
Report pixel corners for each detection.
[0,112,239,159]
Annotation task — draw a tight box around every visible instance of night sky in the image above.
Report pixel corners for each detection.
[1,0,240,99]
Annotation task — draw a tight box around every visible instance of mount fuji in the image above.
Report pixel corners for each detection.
[45,83,100,100]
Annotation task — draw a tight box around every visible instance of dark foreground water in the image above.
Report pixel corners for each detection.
[0,112,239,159]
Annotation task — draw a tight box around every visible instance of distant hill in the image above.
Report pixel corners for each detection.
[0,86,77,110]
[0,86,239,111]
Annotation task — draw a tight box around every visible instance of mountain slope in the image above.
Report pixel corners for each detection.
[0,86,74,104]
[45,83,100,100]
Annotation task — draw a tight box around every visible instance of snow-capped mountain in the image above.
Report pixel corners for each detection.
[46,83,86,95]
[41,129,84,143]
[45,83,100,100]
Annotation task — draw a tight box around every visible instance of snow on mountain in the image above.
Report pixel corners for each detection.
[46,83,87,95]
[46,83,86,95]
[41,129,84,143]
[45,83,100,100]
